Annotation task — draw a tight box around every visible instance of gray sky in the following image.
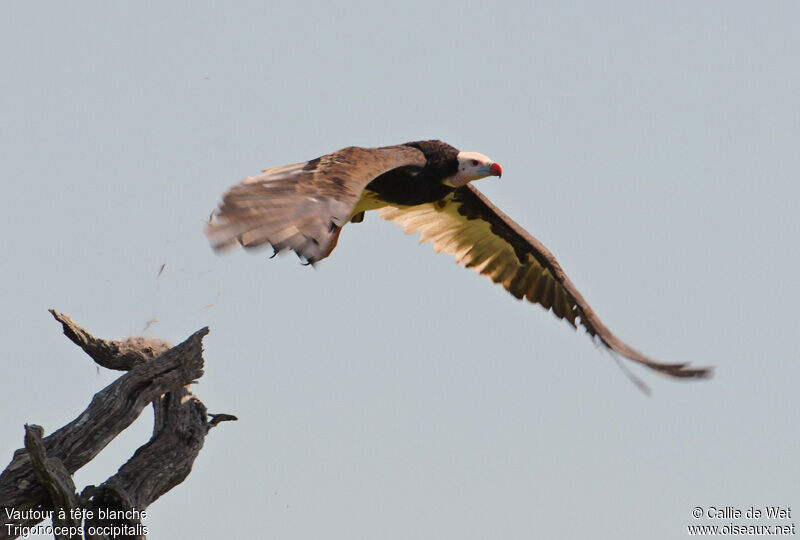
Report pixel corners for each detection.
[2,1,798,538]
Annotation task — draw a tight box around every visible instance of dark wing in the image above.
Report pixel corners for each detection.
[380,184,712,379]
[206,145,426,263]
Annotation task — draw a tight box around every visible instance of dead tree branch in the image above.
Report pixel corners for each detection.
[0,310,236,539]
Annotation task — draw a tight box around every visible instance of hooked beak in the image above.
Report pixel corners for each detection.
[489,162,502,178]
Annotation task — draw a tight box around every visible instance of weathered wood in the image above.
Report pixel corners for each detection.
[0,311,235,540]
[49,310,172,371]
[23,425,82,540]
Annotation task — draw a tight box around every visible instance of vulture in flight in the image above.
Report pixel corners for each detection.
[206,140,711,381]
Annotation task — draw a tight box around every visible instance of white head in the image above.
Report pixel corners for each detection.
[443,151,503,187]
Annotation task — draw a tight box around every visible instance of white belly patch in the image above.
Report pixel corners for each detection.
[350,190,389,220]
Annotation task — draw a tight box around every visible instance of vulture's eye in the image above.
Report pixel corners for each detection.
[471,159,479,166]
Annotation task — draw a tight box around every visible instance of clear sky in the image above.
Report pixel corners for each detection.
[2,2,798,538]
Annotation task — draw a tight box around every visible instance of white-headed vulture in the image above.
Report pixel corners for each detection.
[206,140,712,381]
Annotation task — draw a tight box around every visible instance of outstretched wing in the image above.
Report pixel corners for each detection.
[206,145,426,264]
[380,184,712,379]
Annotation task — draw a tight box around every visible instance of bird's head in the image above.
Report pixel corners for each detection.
[443,151,502,187]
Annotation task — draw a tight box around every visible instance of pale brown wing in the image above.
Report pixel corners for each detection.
[206,145,426,264]
[380,184,712,379]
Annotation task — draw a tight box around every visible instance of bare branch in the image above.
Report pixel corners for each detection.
[23,425,82,540]
[208,414,239,429]
[0,312,231,539]
[49,310,171,371]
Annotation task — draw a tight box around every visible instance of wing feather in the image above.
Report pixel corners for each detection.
[379,185,711,379]
[206,145,426,263]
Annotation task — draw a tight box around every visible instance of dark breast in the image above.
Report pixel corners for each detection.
[364,140,459,206]
[365,167,453,206]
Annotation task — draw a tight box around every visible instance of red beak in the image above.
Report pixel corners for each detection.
[490,162,502,177]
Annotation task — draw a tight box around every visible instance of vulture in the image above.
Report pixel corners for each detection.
[206,140,711,381]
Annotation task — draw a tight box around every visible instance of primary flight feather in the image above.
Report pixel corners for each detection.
[206,139,711,380]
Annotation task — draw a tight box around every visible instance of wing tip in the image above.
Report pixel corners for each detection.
[648,363,714,380]
[597,333,714,381]
[204,222,324,267]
